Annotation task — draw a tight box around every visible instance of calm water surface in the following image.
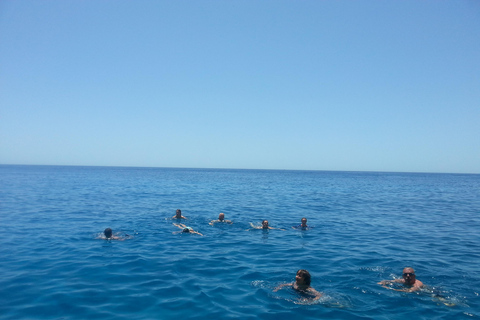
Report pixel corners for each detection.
[1,165,479,319]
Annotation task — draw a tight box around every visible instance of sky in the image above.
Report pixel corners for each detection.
[1,1,479,173]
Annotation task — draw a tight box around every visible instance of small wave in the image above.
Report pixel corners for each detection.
[359,266,390,273]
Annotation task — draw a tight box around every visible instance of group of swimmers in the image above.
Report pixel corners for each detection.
[99,210,424,300]
[172,209,309,233]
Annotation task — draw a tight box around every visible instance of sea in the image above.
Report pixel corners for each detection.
[1,165,479,319]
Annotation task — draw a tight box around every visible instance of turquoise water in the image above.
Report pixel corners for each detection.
[1,165,479,319]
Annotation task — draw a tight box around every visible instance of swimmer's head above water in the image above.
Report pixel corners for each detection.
[218,213,225,221]
[296,269,311,286]
[402,267,417,286]
[104,228,113,239]
[301,218,307,227]
[262,220,269,229]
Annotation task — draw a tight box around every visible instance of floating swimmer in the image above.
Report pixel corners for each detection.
[292,217,309,230]
[274,269,323,301]
[209,212,232,226]
[172,209,187,220]
[97,228,132,241]
[249,220,285,230]
[173,223,203,236]
[378,267,424,292]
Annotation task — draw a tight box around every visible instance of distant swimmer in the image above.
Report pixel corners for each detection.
[97,228,131,241]
[173,223,203,236]
[378,267,424,292]
[172,209,187,219]
[292,217,309,230]
[249,220,284,230]
[274,269,322,301]
[209,212,232,226]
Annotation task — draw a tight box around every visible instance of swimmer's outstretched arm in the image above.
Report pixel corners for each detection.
[378,279,402,285]
[173,223,187,229]
[273,282,293,292]
[192,231,204,236]
[392,287,414,292]
[378,279,406,290]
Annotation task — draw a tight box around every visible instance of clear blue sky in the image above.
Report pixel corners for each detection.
[1,1,479,173]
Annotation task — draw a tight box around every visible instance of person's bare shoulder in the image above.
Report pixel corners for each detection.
[414,279,424,287]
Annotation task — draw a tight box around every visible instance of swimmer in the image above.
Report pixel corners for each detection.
[173,223,203,236]
[274,269,322,300]
[249,220,284,230]
[378,267,424,292]
[209,212,232,225]
[292,217,309,230]
[97,228,130,241]
[172,209,187,219]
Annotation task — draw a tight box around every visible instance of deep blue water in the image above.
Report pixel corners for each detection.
[1,165,479,319]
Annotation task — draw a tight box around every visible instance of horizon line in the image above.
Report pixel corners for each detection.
[1,163,478,175]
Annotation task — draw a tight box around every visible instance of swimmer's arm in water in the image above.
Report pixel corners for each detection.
[210,219,233,226]
[172,215,187,219]
[392,287,418,292]
[378,279,403,289]
[192,231,204,236]
[393,280,424,292]
[378,279,402,285]
[307,287,323,300]
[97,234,126,241]
[273,282,293,292]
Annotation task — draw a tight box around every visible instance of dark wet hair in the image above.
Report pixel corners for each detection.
[262,220,268,224]
[176,209,182,214]
[297,269,311,286]
[104,228,113,238]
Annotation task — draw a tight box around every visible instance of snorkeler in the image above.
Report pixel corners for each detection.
[292,217,309,230]
[172,209,187,219]
[209,212,232,225]
[249,220,284,230]
[97,228,131,241]
[274,269,322,300]
[173,223,203,236]
[378,267,424,292]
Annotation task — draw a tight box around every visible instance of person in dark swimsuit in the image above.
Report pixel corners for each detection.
[274,269,322,300]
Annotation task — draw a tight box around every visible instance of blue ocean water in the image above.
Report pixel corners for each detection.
[1,165,479,319]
